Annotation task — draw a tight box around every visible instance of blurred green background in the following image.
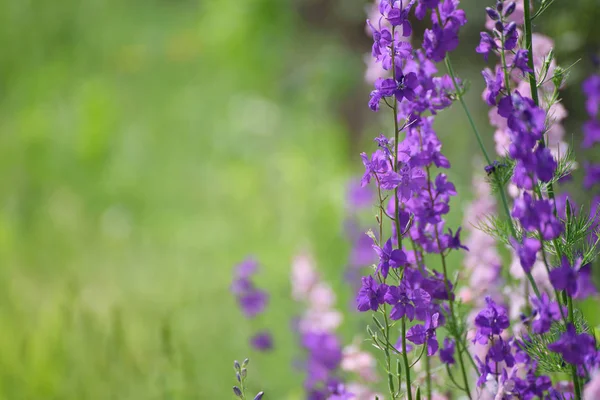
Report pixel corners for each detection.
[0,0,598,398]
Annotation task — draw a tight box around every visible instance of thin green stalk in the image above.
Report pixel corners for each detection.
[401,316,413,400]
[523,2,580,397]
[443,56,541,298]
[383,309,398,399]
[424,166,472,399]
[425,351,431,400]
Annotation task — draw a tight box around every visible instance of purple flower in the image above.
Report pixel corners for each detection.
[514,237,540,273]
[393,65,419,101]
[574,262,598,300]
[238,290,269,318]
[549,257,582,296]
[583,120,600,148]
[530,293,564,334]
[250,331,273,351]
[385,285,431,321]
[487,337,515,367]
[360,149,390,186]
[439,338,455,365]
[473,297,510,344]
[406,312,440,355]
[548,324,596,365]
[482,67,504,105]
[302,332,343,387]
[503,22,518,50]
[415,0,439,20]
[423,24,458,62]
[373,238,407,278]
[584,163,600,189]
[444,227,468,251]
[511,49,533,74]
[476,32,497,60]
[474,355,492,387]
[356,275,388,312]
[379,0,415,34]
[512,192,563,240]
[498,91,546,139]
[583,74,600,118]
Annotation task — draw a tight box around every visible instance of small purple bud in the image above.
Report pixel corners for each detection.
[234,360,241,371]
[495,21,504,32]
[504,2,516,17]
[236,372,241,382]
[254,392,264,400]
[496,0,504,12]
[505,22,517,35]
[233,386,243,397]
[242,358,250,367]
[241,368,247,379]
[486,7,500,20]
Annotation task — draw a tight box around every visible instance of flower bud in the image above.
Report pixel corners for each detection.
[233,386,243,397]
[234,360,241,371]
[495,21,504,33]
[242,358,250,367]
[254,392,265,400]
[496,0,504,12]
[241,368,247,379]
[504,2,516,17]
[236,372,241,382]
[486,7,500,20]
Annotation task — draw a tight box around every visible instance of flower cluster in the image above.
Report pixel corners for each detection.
[582,67,600,229]
[231,258,273,351]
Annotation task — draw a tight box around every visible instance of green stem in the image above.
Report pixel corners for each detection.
[383,309,398,399]
[401,316,413,400]
[424,166,472,399]
[425,352,431,400]
[523,2,579,397]
[443,56,541,299]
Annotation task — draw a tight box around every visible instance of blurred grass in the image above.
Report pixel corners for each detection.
[0,0,362,397]
[1,0,596,398]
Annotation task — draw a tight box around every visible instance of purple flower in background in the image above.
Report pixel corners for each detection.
[474,297,510,344]
[574,262,598,300]
[415,0,440,20]
[232,258,269,319]
[356,275,388,312]
[583,74,600,117]
[302,332,343,387]
[584,163,600,189]
[548,324,596,365]
[549,257,582,296]
[439,338,455,365]
[373,238,407,277]
[250,331,274,351]
[239,290,269,318]
[530,293,564,334]
[583,120,600,148]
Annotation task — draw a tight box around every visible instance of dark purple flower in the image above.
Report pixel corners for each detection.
[392,65,419,102]
[487,337,515,367]
[549,257,581,296]
[356,275,388,312]
[482,67,504,105]
[385,285,431,321]
[250,331,273,351]
[503,22,518,50]
[474,297,510,344]
[511,49,533,75]
[406,312,440,355]
[574,262,598,300]
[379,0,415,35]
[548,324,596,365]
[439,338,455,365]
[360,149,390,186]
[476,32,497,60]
[423,24,459,62]
[373,238,407,278]
[530,293,564,334]
[444,227,468,251]
[514,237,540,273]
